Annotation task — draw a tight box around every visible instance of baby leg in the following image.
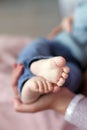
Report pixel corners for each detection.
[17,38,65,103]
[17,38,69,94]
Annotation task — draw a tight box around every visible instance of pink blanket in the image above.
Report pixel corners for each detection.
[0,35,80,130]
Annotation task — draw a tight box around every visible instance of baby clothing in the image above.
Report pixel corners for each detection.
[17,38,82,93]
[17,1,87,94]
[55,1,87,68]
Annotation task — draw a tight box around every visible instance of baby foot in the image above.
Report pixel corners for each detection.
[30,56,70,87]
[21,76,55,104]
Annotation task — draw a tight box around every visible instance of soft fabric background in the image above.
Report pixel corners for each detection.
[0,36,82,130]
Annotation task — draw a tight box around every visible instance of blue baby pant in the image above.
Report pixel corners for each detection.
[17,38,82,94]
[55,1,87,69]
[17,1,87,94]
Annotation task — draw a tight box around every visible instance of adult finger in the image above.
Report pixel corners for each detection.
[13,93,56,113]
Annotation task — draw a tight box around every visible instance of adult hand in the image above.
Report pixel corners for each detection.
[12,63,24,97]
[12,63,75,114]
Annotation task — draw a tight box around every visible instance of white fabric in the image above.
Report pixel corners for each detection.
[65,94,84,121]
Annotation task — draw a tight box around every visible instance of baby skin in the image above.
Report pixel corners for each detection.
[19,56,70,104]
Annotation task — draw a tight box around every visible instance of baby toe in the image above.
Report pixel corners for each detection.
[62,72,68,79]
[42,81,49,93]
[63,66,70,74]
[39,86,44,93]
[57,77,65,87]
[37,81,44,93]
[47,82,54,92]
[33,83,39,92]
